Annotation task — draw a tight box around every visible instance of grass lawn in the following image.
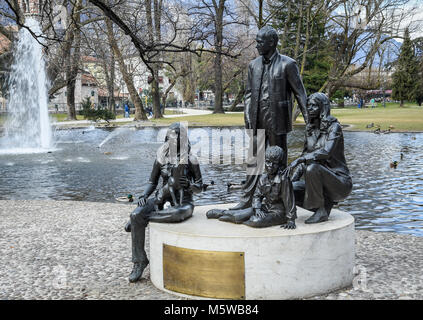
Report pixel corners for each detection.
[2,103,422,132]
[150,112,245,127]
[152,103,423,132]
[51,113,85,122]
[330,102,423,132]
[49,109,181,122]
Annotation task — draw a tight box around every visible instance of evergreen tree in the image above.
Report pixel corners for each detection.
[415,38,423,106]
[392,28,419,107]
[416,56,423,106]
[271,0,330,95]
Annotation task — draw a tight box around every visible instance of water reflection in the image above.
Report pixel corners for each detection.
[0,127,422,236]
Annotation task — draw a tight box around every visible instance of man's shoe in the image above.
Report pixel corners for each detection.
[305,208,328,224]
[219,214,235,223]
[206,209,226,219]
[243,213,286,228]
[219,208,254,224]
[128,260,149,283]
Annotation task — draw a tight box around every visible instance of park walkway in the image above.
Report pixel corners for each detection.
[0,200,422,300]
[163,107,212,117]
[51,108,213,128]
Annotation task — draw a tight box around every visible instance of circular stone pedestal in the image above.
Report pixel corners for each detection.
[149,203,355,300]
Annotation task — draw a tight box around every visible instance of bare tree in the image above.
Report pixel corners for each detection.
[321,0,418,96]
[105,17,147,120]
[145,0,164,118]
[160,51,192,107]
[64,0,83,120]
[187,0,248,113]
[83,20,117,113]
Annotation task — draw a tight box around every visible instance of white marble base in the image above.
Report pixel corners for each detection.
[149,203,355,300]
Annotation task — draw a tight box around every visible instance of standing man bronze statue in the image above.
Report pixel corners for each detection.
[233,25,309,211]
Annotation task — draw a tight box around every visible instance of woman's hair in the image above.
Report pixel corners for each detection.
[307,92,331,119]
[307,93,339,133]
[164,122,184,141]
[158,122,191,165]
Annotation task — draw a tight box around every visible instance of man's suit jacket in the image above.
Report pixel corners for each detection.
[244,51,309,134]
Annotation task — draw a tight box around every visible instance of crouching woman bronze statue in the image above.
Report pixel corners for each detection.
[126,122,203,283]
[289,93,352,224]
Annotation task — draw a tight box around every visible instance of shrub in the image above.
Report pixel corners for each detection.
[79,97,116,123]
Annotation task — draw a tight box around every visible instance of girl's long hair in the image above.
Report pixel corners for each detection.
[157,122,191,165]
[307,92,338,132]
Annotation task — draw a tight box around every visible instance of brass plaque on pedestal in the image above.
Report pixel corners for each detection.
[163,244,245,299]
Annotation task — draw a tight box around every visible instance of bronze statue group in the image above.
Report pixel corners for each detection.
[125,26,352,283]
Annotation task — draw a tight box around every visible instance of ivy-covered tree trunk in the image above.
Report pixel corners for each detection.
[416,57,423,106]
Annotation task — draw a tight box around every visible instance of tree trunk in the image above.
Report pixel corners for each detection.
[153,0,163,118]
[214,51,224,113]
[151,67,162,118]
[151,78,162,118]
[292,2,311,124]
[144,0,163,118]
[65,0,83,120]
[293,1,303,61]
[66,31,81,120]
[108,48,116,113]
[102,52,115,113]
[105,18,147,120]
[258,0,264,28]
[300,4,312,75]
[229,85,245,111]
[162,78,177,107]
[280,1,292,52]
[182,52,195,104]
[66,76,77,120]
[213,1,225,114]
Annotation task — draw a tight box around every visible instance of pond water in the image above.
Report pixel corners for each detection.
[0,126,422,236]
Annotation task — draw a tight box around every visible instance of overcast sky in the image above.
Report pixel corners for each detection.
[398,0,423,41]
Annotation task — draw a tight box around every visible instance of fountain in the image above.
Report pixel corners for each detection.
[0,17,53,154]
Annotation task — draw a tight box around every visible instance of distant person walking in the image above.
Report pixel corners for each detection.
[124,104,130,118]
[371,98,376,108]
[358,98,364,109]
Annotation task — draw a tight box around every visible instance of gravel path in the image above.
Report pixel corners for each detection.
[0,200,421,300]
